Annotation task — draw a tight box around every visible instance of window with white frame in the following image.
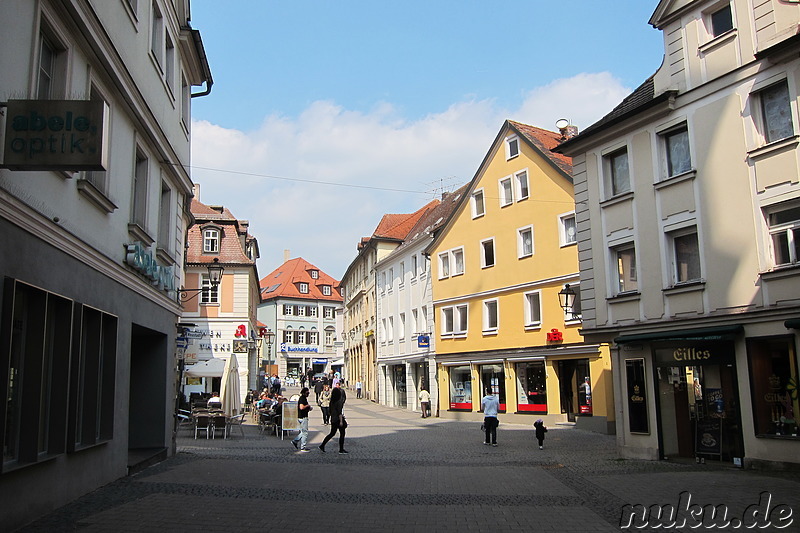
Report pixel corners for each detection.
[421,306,428,330]
[388,268,394,290]
[284,304,294,316]
[766,201,800,267]
[412,308,419,333]
[605,147,630,197]
[518,226,534,258]
[309,331,318,345]
[297,305,307,317]
[299,282,309,294]
[381,271,387,288]
[758,80,795,144]
[524,291,542,327]
[661,124,692,178]
[452,248,465,276]
[283,329,293,343]
[441,307,454,335]
[456,304,468,333]
[310,270,319,279]
[671,228,702,283]
[158,180,172,249]
[203,228,219,253]
[400,262,405,285]
[411,255,418,278]
[515,170,529,201]
[181,76,190,131]
[201,275,219,304]
[506,136,520,159]
[325,329,334,346]
[472,189,486,218]
[388,316,394,343]
[707,3,733,38]
[297,330,307,344]
[380,319,387,343]
[399,312,406,340]
[132,149,148,227]
[499,177,514,207]
[559,213,577,246]
[441,304,468,337]
[322,285,331,296]
[481,238,495,268]
[483,299,498,333]
[309,306,318,317]
[323,306,334,319]
[613,244,638,293]
[438,252,450,279]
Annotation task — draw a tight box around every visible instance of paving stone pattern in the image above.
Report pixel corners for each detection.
[18,391,800,532]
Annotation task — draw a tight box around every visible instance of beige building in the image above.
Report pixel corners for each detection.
[556,0,800,468]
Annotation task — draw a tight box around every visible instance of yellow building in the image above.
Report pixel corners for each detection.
[429,120,614,433]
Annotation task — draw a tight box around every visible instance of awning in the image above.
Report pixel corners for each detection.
[614,325,743,344]
[785,319,800,330]
[184,357,226,377]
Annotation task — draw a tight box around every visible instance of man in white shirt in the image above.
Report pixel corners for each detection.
[481,389,500,446]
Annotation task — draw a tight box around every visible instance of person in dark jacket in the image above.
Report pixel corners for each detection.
[534,419,548,449]
[319,382,348,454]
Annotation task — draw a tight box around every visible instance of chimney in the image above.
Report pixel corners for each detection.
[284,249,291,263]
[192,182,200,200]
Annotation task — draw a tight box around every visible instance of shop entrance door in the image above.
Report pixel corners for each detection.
[557,359,589,422]
[393,365,407,408]
[656,362,744,462]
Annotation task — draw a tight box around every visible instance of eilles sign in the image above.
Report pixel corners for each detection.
[2,99,108,171]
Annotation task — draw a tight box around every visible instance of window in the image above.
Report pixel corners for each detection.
[323,306,334,319]
[456,304,468,334]
[441,304,468,336]
[515,170,529,201]
[613,244,638,293]
[203,228,219,253]
[297,305,307,317]
[449,365,473,409]
[411,255,418,278]
[181,76,190,131]
[438,252,450,279]
[309,306,318,317]
[310,270,319,279]
[325,329,334,346]
[441,308,454,335]
[132,149,148,227]
[747,337,799,438]
[297,330,307,344]
[524,291,542,327]
[322,285,331,296]
[284,304,294,316]
[282,329,292,343]
[605,148,630,196]
[158,181,172,250]
[399,313,406,340]
[662,125,692,177]
[150,1,164,65]
[516,361,547,413]
[499,177,513,207]
[472,189,485,218]
[481,238,495,268]
[82,86,110,193]
[452,248,464,276]
[388,317,394,343]
[483,299,498,333]
[709,4,733,37]
[36,22,66,99]
[299,282,309,294]
[165,33,175,93]
[388,268,394,290]
[412,308,419,334]
[381,271,387,288]
[759,80,794,144]
[767,201,800,266]
[309,331,318,345]
[380,319,387,343]
[506,136,520,159]
[400,262,405,284]
[559,214,577,246]
[201,275,219,304]
[518,226,534,258]
[671,229,701,283]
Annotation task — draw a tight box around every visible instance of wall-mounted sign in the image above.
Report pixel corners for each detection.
[625,358,649,434]
[2,99,108,170]
[280,343,319,353]
[418,335,430,348]
[124,242,175,292]
[547,329,563,342]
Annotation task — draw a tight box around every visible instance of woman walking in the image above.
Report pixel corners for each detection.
[319,382,348,454]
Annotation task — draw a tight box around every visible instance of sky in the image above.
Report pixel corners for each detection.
[188,1,665,281]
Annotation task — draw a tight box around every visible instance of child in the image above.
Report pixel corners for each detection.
[534,419,548,449]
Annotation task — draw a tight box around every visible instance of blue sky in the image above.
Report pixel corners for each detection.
[188,1,664,279]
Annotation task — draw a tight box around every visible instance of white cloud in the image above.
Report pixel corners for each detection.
[191,72,631,279]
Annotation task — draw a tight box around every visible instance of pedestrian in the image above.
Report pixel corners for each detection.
[481,388,499,447]
[534,419,548,450]
[356,378,363,399]
[299,371,306,389]
[314,378,325,404]
[319,382,348,454]
[319,383,332,425]
[419,387,431,418]
[291,387,313,452]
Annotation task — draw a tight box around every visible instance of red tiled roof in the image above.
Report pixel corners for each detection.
[259,257,342,302]
[186,198,255,265]
[508,120,573,176]
[373,199,439,241]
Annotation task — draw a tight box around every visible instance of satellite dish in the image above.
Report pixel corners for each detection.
[555,118,570,130]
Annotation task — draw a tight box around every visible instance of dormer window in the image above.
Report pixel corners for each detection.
[322,285,331,296]
[203,228,220,253]
[299,282,309,294]
[310,270,319,279]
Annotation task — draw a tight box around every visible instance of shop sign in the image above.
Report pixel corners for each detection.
[234,324,247,337]
[2,99,108,170]
[671,347,712,362]
[280,343,318,353]
[124,242,175,292]
[625,359,649,434]
[547,329,563,342]
[418,335,430,348]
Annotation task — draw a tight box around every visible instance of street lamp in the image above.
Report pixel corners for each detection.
[177,258,224,302]
[558,284,578,320]
[260,328,275,369]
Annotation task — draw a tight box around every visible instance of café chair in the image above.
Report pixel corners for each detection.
[227,413,247,438]
[212,414,228,439]
[194,415,211,439]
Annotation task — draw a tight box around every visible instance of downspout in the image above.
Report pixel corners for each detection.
[189,28,213,98]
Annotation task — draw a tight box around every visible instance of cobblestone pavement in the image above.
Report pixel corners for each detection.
[19,391,800,532]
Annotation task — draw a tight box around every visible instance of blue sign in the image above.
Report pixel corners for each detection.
[418,335,430,348]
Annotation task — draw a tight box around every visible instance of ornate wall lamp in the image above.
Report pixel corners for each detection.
[177,258,224,302]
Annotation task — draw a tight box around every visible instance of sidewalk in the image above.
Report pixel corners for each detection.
[18,390,800,532]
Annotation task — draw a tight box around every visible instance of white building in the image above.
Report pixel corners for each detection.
[0,0,211,528]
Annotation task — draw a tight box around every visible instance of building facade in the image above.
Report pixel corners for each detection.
[341,202,435,398]
[430,121,614,432]
[258,255,342,382]
[0,0,211,528]
[556,0,800,467]
[180,195,260,401]
[375,194,460,414]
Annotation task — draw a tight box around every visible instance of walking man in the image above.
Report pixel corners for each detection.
[356,378,363,399]
[291,387,312,452]
[481,388,500,447]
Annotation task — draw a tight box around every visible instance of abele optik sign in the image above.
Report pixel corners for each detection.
[2,99,108,171]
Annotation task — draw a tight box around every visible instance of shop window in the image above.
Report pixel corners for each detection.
[625,359,650,434]
[747,337,799,437]
[480,364,506,412]
[449,365,472,410]
[515,361,547,413]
